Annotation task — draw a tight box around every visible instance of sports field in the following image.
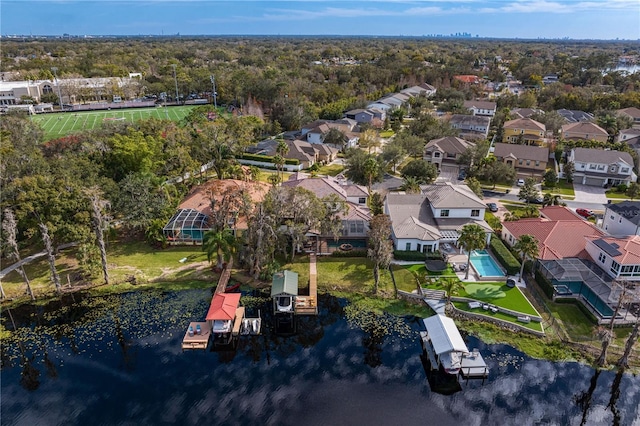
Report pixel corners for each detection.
[32,105,198,140]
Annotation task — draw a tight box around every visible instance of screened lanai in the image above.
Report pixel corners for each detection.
[538,258,617,318]
[163,209,211,243]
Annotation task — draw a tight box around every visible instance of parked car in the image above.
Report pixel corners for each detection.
[528,196,544,204]
[576,208,594,218]
[457,169,467,180]
[486,202,498,212]
[516,178,525,186]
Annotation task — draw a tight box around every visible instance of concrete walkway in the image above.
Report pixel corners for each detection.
[424,298,447,315]
[0,242,77,280]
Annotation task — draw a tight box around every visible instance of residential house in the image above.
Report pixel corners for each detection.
[617,127,640,143]
[423,136,474,171]
[448,114,491,140]
[602,201,640,236]
[502,117,546,145]
[542,74,559,84]
[400,83,437,98]
[501,207,605,260]
[511,108,544,119]
[454,75,481,85]
[384,182,492,252]
[492,143,549,180]
[463,100,497,117]
[302,120,359,150]
[246,139,338,168]
[557,109,595,123]
[561,122,609,142]
[569,147,637,187]
[344,108,385,126]
[585,235,640,281]
[617,107,640,128]
[271,270,298,314]
[281,175,371,252]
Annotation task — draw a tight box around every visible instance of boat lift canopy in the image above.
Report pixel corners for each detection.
[422,315,469,356]
[206,293,241,321]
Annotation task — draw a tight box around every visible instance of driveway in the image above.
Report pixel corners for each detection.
[572,183,608,204]
[436,165,460,183]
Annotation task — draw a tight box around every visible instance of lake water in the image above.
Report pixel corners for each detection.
[2,289,640,426]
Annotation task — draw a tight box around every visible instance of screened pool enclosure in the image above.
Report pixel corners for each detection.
[163,209,211,243]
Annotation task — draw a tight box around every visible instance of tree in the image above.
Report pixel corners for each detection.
[39,222,62,295]
[275,140,289,180]
[617,315,639,369]
[202,228,236,270]
[84,187,110,285]
[380,143,404,173]
[2,209,34,300]
[367,214,393,295]
[441,277,464,305]
[395,132,425,159]
[358,128,380,154]
[465,177,483,199]
[564,161,575,183]
[479,159,516,188]
[542,193,563,207]
[400,176,421,194]
[513,234,539,283]
[596,280,629,367]
[543,169,558,188]
[401,159,438,184]
[323,127,348,151]
[626,182,640,200]
[458,140,490,172]
[518,177,540,203]
[344,150,383,189]
[368,192,384,216]
[320,194,349,243]
[115,172,176,232]
[458,224,487,280]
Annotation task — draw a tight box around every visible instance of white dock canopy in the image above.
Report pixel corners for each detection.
[423,315,469,355]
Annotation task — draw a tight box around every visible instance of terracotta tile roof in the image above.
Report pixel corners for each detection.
[586,235,640,264]
[503,218,605,260]
[540,206,583,221]
[206,293,241,321]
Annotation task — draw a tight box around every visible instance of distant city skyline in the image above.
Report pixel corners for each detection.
[2,1,639,40]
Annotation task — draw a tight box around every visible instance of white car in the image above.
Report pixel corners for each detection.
[516,179,525,186]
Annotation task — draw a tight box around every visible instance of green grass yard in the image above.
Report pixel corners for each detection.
[316,164,345,176]
[33,105,198,140]
[453,302,544,332]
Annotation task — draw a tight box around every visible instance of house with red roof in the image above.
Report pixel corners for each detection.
[501,210,605,260]
[584,235,640,281]
[206,292,242,339]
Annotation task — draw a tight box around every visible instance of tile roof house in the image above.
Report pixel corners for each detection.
[344,108,385,126]
[502,118,546,145]
[448,114,491,140]
[584,235,640,281]
[454,75,481,84]
[602,201,640,236]
[463,100,497,117]
[539,205,585,221]
[557,109,595,123]
[569,147,637,187]
[510,108,544,119]
[561,122,609,142]
[400,83,437,97]
[246,139,338,168]
[423,136,474,171]
[617,127,640,143]
[281,175,371,251]
[501,215,605,260]
[385,182,492,252]
[492,142,550,180]
[617,107,640,127]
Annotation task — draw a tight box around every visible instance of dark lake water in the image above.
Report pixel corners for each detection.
[2,289,640,426]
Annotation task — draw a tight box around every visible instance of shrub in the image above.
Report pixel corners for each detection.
[489,235,520,275]
[617,184,628,193]
[331,249,368,258]
[534,269,555,299]
[238,153,300,165]
[393,250,426,261]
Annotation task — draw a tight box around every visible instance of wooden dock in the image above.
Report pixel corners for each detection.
[182,322,211,350]
[215,258,233,294]
[295,253,318,315]
[232,307,245,336]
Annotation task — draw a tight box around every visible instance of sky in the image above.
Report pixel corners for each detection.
[1,0,639,40]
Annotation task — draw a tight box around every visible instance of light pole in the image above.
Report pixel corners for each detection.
[209,75,217,109]
[171,64,179,105]
[51,67,64,111]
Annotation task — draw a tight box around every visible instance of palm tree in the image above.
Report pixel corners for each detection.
[542,193,562,207]
[400,176,421,194]
[441,277,464,305]
[457,224,487,280]
[513,234,539,283]
[275,140,289,180]
[363,156,379,195]
[202,229,236,271]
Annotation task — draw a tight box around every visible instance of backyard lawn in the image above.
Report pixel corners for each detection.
[547,301,596,339]
[316,164,345,176]
[453,302,544,332]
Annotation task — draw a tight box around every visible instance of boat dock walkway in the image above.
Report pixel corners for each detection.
[232,307,245,337]
[182,322,211,350]
[295,253,318,315]
[421,289,447,315]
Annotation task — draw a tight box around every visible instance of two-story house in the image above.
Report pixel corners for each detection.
[503,118,546,145]
[561,122,609,142]
[344,108,386,127]
[569,147,637,187]
[602,201,640,236]
[385,182,492,253]
[585,235,640,282]
[400,83,437,98]
[281,175,371,252]
[302,121,359,150]
[423,136,474,171]
[557,109,595,123]
[448,114,491,141]
[617,107,640,128]
[463,100,497,117]
[617,127,640,143]
[492,143,550,180]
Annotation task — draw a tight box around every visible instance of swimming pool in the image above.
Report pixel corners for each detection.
[470,250,506,277]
